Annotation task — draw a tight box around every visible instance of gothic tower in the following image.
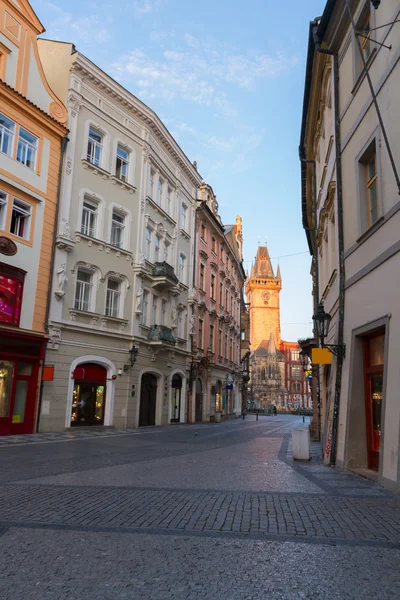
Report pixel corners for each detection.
[245,244,282,352]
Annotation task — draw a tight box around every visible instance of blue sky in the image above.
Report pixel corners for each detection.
[35,0,327,342]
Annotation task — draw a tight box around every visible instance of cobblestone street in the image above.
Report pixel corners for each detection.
[0,416,399,599]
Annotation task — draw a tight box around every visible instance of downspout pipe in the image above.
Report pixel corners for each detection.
[313,28,346,467]
[36,134,69,433]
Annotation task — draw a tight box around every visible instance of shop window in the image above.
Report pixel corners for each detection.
[10,198,31,239]
[0,113,15,156]
[17,127,37,170]
[0,361,14,417]
[0,262,25,326]
[363,331,385,471]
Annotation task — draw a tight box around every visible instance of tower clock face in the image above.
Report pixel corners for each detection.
[261,291,270,305]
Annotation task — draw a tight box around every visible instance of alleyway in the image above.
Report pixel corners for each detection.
[0,416,399,599]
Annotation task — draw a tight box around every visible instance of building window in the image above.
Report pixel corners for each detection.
[210,324,214,350]
[152,295,158,324]
[161,299,167,325]
[141,290,148,325]
[115,145,129,182]
[167,188,171,213]
[81,199,98,238]
[177,311,183,338]
[241,330,245,341]
[291,366,302,380]
[17,127,37,170]
[87,127,103,167]
[218,328,222,356]
[199,264,205,291]
[0,190,7,230]
[149,169,154,198]
[224,333,228,358]
[198,318,204,349]
[361,13,372,62]
[219,282,223,306]
[179,254,185,283]
[211,237,216,253]
[145,228,152,260]
[105,278,121,318]
[110,210,125,248]
[225,289,229,308]
[210,274,216,300]
[201,223,206,242]
[0,113,15,156]
[75,269,92,312]
[229,337,233,361]
[10,199,31,239]
[0,262,25,326]
[291,350,300,362]
[366,151,378,226]
[155,236,160,262]
[157,179,163,206]
[180,204,187,230]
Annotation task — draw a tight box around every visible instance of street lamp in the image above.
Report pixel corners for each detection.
[123,345,139,372]
[312,302,345,359]
[299,348,309,372]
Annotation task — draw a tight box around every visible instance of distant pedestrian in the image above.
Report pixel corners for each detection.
[273,405,277,416]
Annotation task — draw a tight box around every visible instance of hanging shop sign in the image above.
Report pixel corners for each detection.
[312,348,333,365]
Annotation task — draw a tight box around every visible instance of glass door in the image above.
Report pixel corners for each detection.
[71,383,106,426]
[10,361,39,435]
[363,332,385,471]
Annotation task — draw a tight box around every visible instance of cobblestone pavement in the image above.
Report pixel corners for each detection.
[0,416,399,599]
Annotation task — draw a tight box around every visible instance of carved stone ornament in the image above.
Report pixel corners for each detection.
[0,236,17,256]
[66,159,73,176]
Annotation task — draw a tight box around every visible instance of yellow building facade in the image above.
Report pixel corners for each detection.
[0,0,67,435]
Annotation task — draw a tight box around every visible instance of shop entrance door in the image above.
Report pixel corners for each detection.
[71,364,107,426]
[170,374,182,423]
[363,332,385,471]
[9,361,38,435]
[139,374,157,426]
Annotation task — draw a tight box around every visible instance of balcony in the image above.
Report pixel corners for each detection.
[147,325,177,345]
[151,262,179,291]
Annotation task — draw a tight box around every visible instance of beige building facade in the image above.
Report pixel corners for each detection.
[301,0,400,490]
[38,40,201,431]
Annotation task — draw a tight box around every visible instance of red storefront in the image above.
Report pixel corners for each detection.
[0,329,45,436]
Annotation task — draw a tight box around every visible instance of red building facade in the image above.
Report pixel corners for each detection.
[281,341,312,410]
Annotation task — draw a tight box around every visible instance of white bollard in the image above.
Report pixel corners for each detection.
[292,425,311,461]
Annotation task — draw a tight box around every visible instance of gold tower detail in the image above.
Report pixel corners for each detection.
[245,245,282,352]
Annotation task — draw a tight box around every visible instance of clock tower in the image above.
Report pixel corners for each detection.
[245,244,282,352]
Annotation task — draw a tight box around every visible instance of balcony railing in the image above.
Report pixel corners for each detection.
[147,325,177,345]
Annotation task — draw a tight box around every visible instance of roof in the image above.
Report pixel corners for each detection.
[250,245,276,279]
[253,333,284,358]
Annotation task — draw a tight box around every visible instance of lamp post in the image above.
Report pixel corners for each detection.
[299,348,309,372]
[123,345,139,372]
[312,302,346,359]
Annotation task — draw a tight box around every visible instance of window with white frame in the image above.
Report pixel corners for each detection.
[10,199,31,239]
[154,235,160,262]
[157,179,163,206]
[179,254,185,282]
[110,210,125,248]
[81,199,98,238]
[180,204,187,230]
[105,278,121,318]
[145,228,152,260]
[75,269,93,312]
[0,113,15,156]
[161,299,167,325]
[87,127,103,167]
[17,127,37,170]
[152,295,158,324]
[149,169,155,198]
[115,145,129,182]
[0,190,7,230]
[291,350,300,362]
[141,290,149,325]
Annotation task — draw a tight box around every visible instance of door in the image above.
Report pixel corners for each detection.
[139,374,157,426]
[195,378,202,422]
[363,332,385,471]
[71,364,107,427]
[170,374,182,423]
[8,360,39,435]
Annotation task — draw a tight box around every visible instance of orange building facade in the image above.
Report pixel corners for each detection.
[0,0,67,435]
